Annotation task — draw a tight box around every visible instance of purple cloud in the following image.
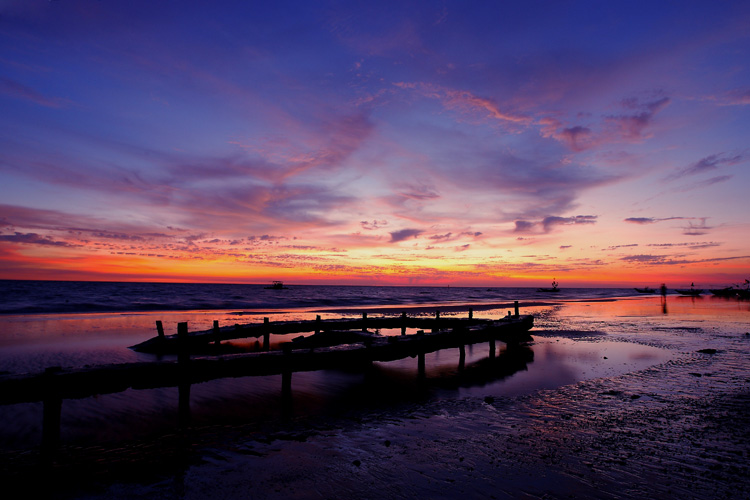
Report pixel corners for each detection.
[390,229,423,242]
[624,217,656,224]
[514,220,536,233]
[542,215,597,232]
[664,153,744,182]
[0,232,73,246]
[606,97,670,140]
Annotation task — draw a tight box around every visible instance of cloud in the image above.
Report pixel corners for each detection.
[361,220,388,230]
[620,254,668,263]
[429,233,453,241]
[514,215,597,234]
[682,218,712,236]
[191,112,375,184]
[458,151,617,220]
[718,87,750,106]
[390,228,423,242]
[604,243,639,250]
[606,96,670,141]
[648,242,721,250]
[0,232,74,247]
[624,217,657,224]
[555,125,594,152]
[542,215,597,232]
[540,119,597,152]
[665,153,744,181]
[624,216,691,225]
[393,82,530,126]
[620,253,750,266]
[514,220,536,233]
[396,183,441,201]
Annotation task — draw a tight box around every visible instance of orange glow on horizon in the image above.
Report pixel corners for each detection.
[1,238,747,288]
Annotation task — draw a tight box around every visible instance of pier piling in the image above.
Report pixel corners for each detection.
[213,320,220,345]
[177,322,189,365]
[263,317,270,350]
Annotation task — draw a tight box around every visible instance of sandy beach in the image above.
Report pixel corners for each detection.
[1,296,748,499]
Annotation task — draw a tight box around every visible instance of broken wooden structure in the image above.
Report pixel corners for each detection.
[0,304,533,454]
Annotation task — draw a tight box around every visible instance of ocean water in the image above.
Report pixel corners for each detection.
[0,279,646,315]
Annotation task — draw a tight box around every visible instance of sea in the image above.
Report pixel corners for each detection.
[0,280,646,316]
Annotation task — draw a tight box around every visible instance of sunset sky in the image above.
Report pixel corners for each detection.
[1,1,749,287]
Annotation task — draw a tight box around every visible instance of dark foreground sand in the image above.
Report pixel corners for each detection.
[2,298,748,499]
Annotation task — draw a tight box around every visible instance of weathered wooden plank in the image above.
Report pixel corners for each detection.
[0,315,533,406]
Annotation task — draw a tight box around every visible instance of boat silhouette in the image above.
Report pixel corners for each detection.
[264,281,288,290]
[537,279,560,292]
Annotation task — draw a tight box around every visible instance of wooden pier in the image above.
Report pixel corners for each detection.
[0,305,533,453]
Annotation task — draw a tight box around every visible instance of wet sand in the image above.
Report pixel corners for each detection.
[2,296,749,499]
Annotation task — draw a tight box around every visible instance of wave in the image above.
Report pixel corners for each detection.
[0,280,644,316]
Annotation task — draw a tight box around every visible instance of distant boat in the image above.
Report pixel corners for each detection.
[264,281,288,290]
[537,279,560,293]
[675,283,702,296]
[634,287,656,294]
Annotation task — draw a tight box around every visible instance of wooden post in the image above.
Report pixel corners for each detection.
[468,308,473,319]
[489,338,496,359]
[315,315,321,334]
[417,352,425,378]
[176,322,191,424]
[263,317,270,351]
[177,322,189,365]
[156,320,165,339]
[458,344,466,370]
[41,367,62,457]
[514,301,519,317]
[401,311,407,335]
[362,312,367,332]
[213,320,220,346]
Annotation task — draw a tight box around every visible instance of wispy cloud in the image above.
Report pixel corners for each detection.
[393,82,530,126]
[682,218,712,236]
[665,153,744,181]
[514,215,597,234]
[0,232,74,247]
[624,216,689,225]
[605,96,670,141]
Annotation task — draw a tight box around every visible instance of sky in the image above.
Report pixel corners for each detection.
[1,0,749,287]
